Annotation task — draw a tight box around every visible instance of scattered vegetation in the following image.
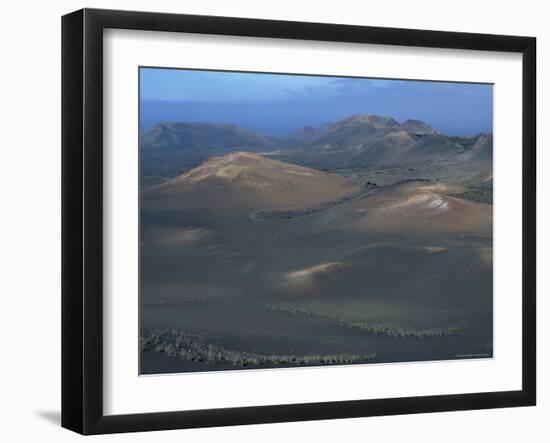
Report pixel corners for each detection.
[252,179,430,221]
[141,329,376,367]
[252,188,371,221]
[450,186,493,205]
[270,304,464,338]
[140,295,211,306]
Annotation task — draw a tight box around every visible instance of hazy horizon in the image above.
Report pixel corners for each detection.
[140,68,493,137]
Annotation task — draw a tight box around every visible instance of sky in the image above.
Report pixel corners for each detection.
[139,67,493,136]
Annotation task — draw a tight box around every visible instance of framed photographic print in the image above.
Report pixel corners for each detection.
[62,8,536,435]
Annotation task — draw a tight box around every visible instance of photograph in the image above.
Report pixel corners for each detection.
[138,67,494,375]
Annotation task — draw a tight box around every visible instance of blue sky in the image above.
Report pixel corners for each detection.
[140,67,493,136]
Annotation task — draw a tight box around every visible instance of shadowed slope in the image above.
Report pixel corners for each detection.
[141,122,273,150]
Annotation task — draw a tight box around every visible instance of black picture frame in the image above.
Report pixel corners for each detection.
[62,8,537,435]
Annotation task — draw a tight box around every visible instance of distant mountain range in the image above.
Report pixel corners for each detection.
[140,115,492,188]
[286,114,491,167]
[289,123,333,140]
[142,115,491,159]
[141,122,273,150]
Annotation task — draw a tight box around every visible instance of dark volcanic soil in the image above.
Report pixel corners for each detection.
[139,158,493,374]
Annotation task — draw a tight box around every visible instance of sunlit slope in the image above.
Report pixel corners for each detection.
[142,151,361,210]
[349,181,492,233]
